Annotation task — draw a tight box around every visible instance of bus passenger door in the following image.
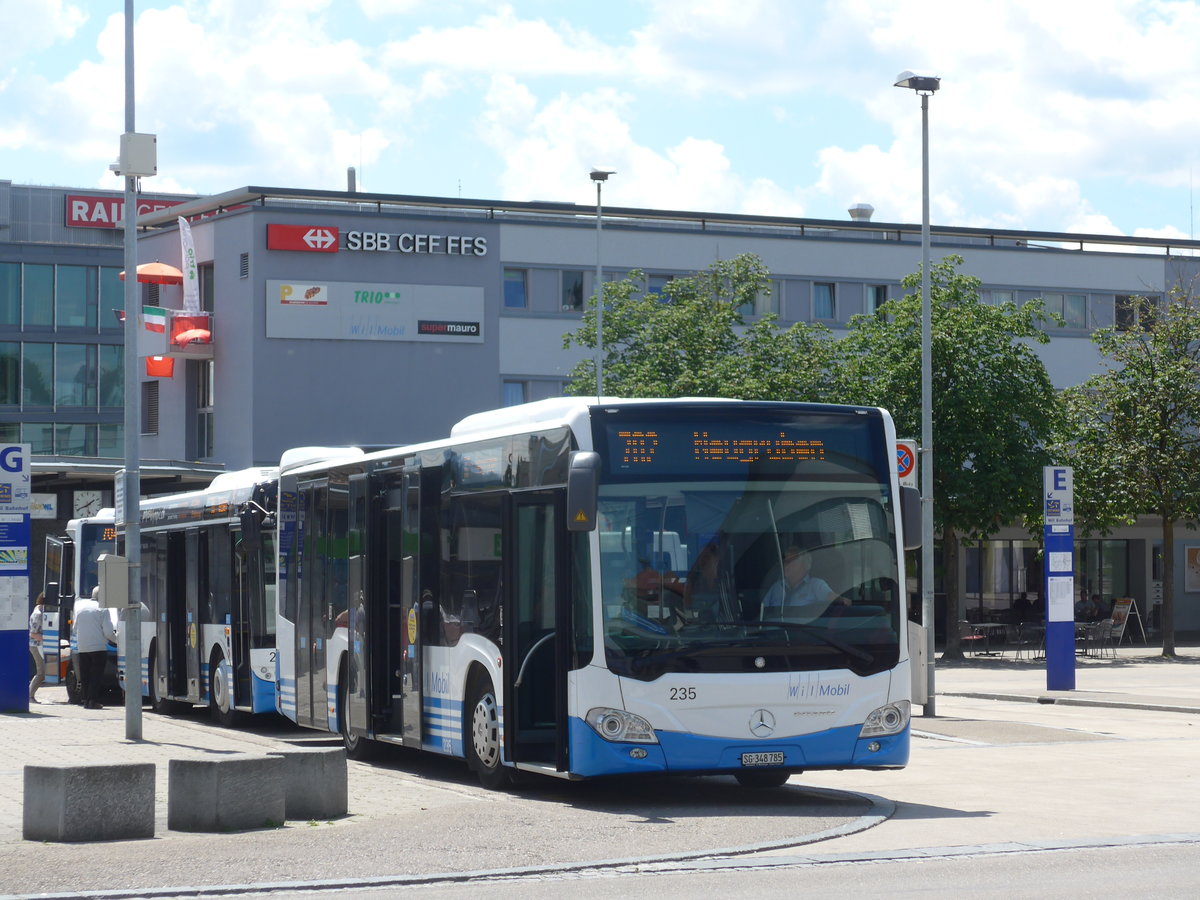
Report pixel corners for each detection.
[397,469,422,747]
[505,492,568,770]
[346,474,371,738]
[184,529,203,703]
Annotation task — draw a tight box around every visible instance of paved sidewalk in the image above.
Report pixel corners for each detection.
[1,646,1197,898]
[931,643,1200,713]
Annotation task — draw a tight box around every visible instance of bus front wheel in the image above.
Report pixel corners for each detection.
[65,661,82,705]
[466,673,510,790]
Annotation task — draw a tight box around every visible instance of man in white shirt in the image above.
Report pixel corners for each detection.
[760,545,850,623]
[74,587,117,709]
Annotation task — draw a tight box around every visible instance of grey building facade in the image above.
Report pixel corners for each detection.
[9,180,1200,635]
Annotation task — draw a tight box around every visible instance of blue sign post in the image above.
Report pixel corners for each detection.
[1043,466,1075,691]
[0,444,32,712]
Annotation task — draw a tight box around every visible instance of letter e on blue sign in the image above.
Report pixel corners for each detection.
[1043,466,1073,526]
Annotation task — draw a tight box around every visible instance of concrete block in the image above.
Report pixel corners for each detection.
[168,754,285,832]
[23,763,155,842]
[269,747,348,820]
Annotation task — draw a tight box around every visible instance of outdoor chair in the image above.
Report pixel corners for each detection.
[957,620,988,657]
[1014,622,1045,660]
[1085,619,1116,658]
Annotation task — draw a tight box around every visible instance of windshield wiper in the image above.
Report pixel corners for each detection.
[756,620,874,665]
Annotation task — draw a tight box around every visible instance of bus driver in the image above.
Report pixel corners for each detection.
[760,545,850,623]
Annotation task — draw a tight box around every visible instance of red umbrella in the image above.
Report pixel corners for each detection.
[119,261,184,284]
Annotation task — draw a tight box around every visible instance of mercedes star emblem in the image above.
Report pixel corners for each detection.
[749,708,776,737]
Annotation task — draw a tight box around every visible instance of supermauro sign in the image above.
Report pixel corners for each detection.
[64,194,186,229]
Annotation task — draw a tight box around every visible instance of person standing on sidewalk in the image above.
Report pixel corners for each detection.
[28,592,46,703]
[74,587,116,709]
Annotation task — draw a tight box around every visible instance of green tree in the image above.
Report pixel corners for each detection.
[834,256,1059,659]
[562,253,836,400]
[1057,292,1200,657]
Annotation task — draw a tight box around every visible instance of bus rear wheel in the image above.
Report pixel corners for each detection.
[209,650,238,727]
[466,673,510,790]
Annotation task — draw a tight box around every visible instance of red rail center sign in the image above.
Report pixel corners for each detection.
[896,440,917,487]
[267,224,340,252]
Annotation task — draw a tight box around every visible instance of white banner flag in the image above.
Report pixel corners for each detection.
[179,216,200,314]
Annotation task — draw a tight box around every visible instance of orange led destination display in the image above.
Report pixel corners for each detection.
[615,429,825,467]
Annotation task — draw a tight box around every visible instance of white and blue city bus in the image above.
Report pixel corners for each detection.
[42,512,118,703]
[120,468,283,724]
[275,398,919,788]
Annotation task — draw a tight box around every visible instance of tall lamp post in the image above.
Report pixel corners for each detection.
[590,168,615,396]
[894,70,940,716]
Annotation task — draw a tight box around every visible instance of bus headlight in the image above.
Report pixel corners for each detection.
[859,700,910,738]
[585,707,659,744]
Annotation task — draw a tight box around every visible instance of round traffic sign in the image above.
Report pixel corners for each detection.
[896,444,915,479]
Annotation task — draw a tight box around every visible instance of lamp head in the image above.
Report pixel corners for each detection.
[894,70,941,94]
[590,168,616,182]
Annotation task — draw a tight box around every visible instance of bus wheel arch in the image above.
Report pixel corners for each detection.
[464,666,509,789]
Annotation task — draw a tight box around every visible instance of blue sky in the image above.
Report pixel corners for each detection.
[4,0,1200,240]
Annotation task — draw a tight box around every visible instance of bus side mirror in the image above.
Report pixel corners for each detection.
[901,486,922,551]
[566,451,600,533]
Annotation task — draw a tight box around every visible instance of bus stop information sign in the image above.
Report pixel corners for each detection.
[0,444,32,712]
[1044,465,1075,691]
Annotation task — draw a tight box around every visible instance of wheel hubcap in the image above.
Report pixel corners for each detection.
[472,692,500,769]
[213,660,229,712]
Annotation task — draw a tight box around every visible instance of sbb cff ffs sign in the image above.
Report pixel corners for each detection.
[266,224,340,252]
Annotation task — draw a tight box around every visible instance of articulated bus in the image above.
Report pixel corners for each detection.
[276,398,920,788]
[122,467,282,723]
[42,513,118,703]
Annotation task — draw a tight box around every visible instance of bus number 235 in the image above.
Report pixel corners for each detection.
[669,687,697,701]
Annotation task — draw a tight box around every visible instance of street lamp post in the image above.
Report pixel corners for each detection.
[590,168,615,396]
[894,70,940,716]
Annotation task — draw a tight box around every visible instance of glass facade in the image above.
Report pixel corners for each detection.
[0,259,126,457]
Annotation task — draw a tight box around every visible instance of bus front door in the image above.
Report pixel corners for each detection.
[505,492,568,770]
[183,530,203,703]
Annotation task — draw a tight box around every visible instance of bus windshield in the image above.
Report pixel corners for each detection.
[593,405,900,680]
[78,522,117,599]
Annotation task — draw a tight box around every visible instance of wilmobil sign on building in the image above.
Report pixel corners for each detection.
[1043,465,1075,691]
[0,444,31,712]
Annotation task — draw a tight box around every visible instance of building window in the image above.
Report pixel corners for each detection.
[55,265,98,329]
[988,289,1014,305]
[200,263,215,312]
[141,381,159,435]
[867,285,889,317]
[1116,294,1159,331]
[22,343,53,407]
[964,539,1040,622]
[55,423,96,456]
[0,342,17,406]
[21,422,54,454]
[738,280,781,318]
[502,380,527,407]
[55,344,97,408]
[99,423,123,457]
[561,269,584,311]
[99,345,123,408]
[503,269,528,309]
[0,262,19,326]
[23,264,54,328]
[646,274,673,302]
[813,282,835,320]
[99,267,123,328]
[0,423,18,443]
[196,359,214,458]
[1043,292,1087,329]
